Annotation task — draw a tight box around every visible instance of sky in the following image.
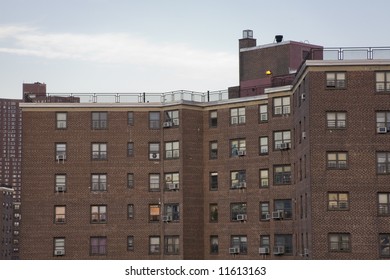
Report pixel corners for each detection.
[1,0,390,99]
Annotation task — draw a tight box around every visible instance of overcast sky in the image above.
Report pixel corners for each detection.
[1,0,389,99]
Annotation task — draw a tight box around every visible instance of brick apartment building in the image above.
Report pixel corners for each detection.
[0,186,15,259]
[19,31,390,259]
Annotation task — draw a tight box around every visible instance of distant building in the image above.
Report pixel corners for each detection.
[0,186,15,259]
[19,31,390,259]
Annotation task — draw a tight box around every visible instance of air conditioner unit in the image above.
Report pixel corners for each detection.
[56,218,65,223]
[239,182,247,189]
[377,127,388,133]
[163,121,173,128]
[172,119,179,126]
[167,183,179,190]
[260,114,268,122]
[55,186,66,192]
[259,247,270,254]
[237,150,246,156]
[279,143,289,150]
[54,249,65,256]
[162,215,172,222]
[302,131,307,139]
[272,210,283,219]
[56,154,66,161]
[273,246,285,255]
[236,214,247,221]
[229,247,240,254]
[301,93,306,101]
[264,213,271,220]
[149,153,160,159]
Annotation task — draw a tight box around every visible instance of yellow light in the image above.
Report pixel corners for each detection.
[266,70,272,75]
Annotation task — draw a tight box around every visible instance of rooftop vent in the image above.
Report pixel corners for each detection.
[275,35,283,43]
[243,30,253,39]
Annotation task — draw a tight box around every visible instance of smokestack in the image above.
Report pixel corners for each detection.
[275,35,283,43]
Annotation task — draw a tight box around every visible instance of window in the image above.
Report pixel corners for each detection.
[164,236,179,254]
[259,169,269,188]
[274,131,291,150]
[259,104,268,122]
[259,137,268,155]
[380,234,390,257]
[55,174,66,192]
[91,174,107,191]
[55,143,66,161]
[149,204,160,222]
[165,141,179,159]
[231,202,247,221]
[376,112,390,133]
[230,235,247,254]
[230,107,246,125]
[210,141,218,159]
[260,235,270,253]
[127,173,134,189]
[376,72,390,92]
[329,233,350,252]
[164,204,180,222]
[327,152,348,169]
[127,112,134,125]
[230,170,246,189]
[91,205,107,223]
[274,199,293,219]
[326,72,346,88]
[92,112,108,129]
[230,139,246,157]
[56,112,67,129]
[164,110,179,126]
[92,143,107,160]
[274,234,293,254]
[327,112,346,128]
[149,112,160,129]
[127,236,134,251]
[209,111,218,128]
[260,202,270,220]
[274,165,291,185]
[90,236,107,255]
[209,204,218,222]
[273,96,290,115]
[164,172,179,191]
[54,238,65,256]
[377,152,390,174]
[210,236,219,254]
[54,206,66,223]
[149,174,160,191]
[328,193,349,210]
[378,193,390,215]
[149,236,160,254]
[210,172,218,191]
[127,204,134,219]
[127,142,134,157]
[149,143,160,160]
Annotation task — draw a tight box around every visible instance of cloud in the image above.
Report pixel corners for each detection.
[0,24,236,71]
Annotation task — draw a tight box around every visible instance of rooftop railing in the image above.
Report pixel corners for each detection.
[312,47,390,60]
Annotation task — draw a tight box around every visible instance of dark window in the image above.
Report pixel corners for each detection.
[209,204,218,222]
[149,112,160,129]
[127,236,134,251]
[92,112,108,129]
[231,203,247,221]
[379,234,390,257]
[230,170,246,189]
[210,172,218,191]
[274,165,291,185]
[379,193,390,215]
[127,142,134,157]
[127,204,134,219]
[210,236,219,254]
[90,237,107,255]
[164,236,179,255]
[209,111,218,128]
[210,141,218,159]
[274,234,293,254]
[230,235,247,254]
[127,173,134,189]
[164,204,180,222]
[127,112,134,125]
[149,236,160,254]
[274,199,293,219]
[329,233,350,252]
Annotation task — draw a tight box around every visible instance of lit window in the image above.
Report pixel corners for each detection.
[259,169,269,188]
[328,193,349,210]
[54,206,66,223]
[91,174,107,191]
[92,143,107,160]
[149,204,160,222]
[259,104,268,122]
[230,139,246,157]
[164,110,179,126]
[56,112,67,129]
[327,112,346,128]
[327,152,348,169]
[379,193,390,215]
[149,236,160,254]
[259,137,268,155]
[376,72,390,92]
[273,97,290,115]
[149,174,160,191]
[165,141,179,159]
[91,205,107,223]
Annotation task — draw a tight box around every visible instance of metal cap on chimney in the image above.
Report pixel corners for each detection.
[275,35,283,43]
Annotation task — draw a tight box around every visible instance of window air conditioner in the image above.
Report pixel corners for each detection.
[272,210,283,219]
[167,183,179,190]
[239,182,247,189]
[279,143,289,150]
[301,93,306,101]
[229,247,240,254]
[377,127,388,133]
[55,186,65,192]
[163,121,173,128]
[264,213,271,220]
[54,249,65,256]
[237,150,246,156]
[236,214,247,221]
[162,215,172,222]
[259,247,270,254]
[302,131,307,139]
[149,153,160,159]
[273,246,285,255]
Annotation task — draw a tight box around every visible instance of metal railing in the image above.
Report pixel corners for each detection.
[46,89,229,104]
[311,47,390,60]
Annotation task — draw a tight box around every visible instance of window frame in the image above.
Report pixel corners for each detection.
[274,130,291,150]
[54,205,66,224]
[328,233,350,252]
[127,204,134,219]
[127,111,134,126]
[230,138,246,157]
[91,112,108,130]
[379,234,390,257]
[127,236,134,251]
[230,170,246,189]
[149,112,160,129]
[165,141,179,159]
[274,199,293,219]
[54,237,65,256]
[91,142,107,160]
[259,104,268,122]
[327,112,346,129]
[210,235,219,254]
[210,172,218,191]
[326,72,346,89]
[164,203,180,222]
[274,234,293,255]
[375,71,390,92]
[230,235,247,255]
[209,203,218,223]
[90,236,107,256]
[149,204,161,222]
[56,112,67,129]
[273,165,292,185]
[55,174,66,192]
[91,173,107,192]
[327,152,348,169]
[273,96,290,116]
[127,173,134,189]
[55,143,67,161]
[164,236,180,255]
[328,192,349,211]
[164,172,179,191]
[259,136,268,155]
[149,236,160,254]
[230,202,247,222]
[230,107,246,125]
[259,169,269,188]
[149,143,160,160]
[209,110,218,128]
[164,110,179,126]
[91,205,107,224]
[149,173,160,191]
[209,141,218,159]
[378,193,390,215]
[260,202,270,221]
[127,142,134,157]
